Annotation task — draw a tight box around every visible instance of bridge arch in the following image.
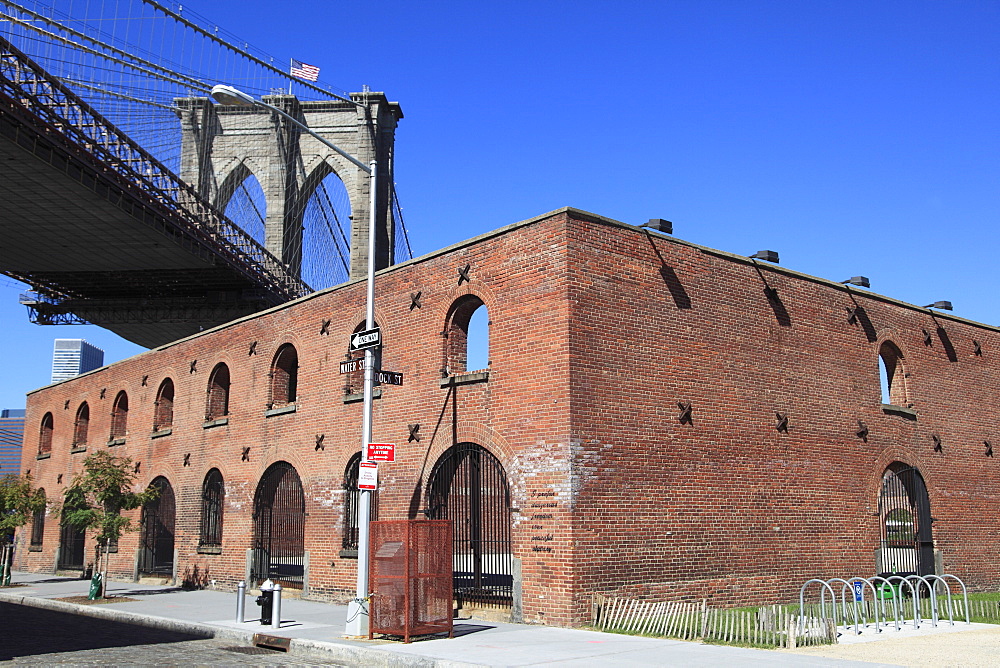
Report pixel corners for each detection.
[215,157,267,214]
[176,92,401,283]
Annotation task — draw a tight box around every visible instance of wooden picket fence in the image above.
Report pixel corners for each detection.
[967,599,1000,623]
[592,595,836,648]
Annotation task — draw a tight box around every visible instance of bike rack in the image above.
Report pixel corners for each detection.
[798,573,969,640]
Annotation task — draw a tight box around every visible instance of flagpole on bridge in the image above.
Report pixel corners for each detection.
[210,84,378,637]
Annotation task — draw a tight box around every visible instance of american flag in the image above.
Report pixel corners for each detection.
[290,59,320,82]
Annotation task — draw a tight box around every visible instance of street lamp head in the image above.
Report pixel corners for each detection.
[923,301,953,311]
[641,219,673,234]
[210,84,256,106]
[750,250,779,263]
[841,276,871,288]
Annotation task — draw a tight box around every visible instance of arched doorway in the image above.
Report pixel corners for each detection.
[251,462,305,588]
[57,491,85,571]
[138,477,176,576]
[877,465,934,576]
[427,443,512,607]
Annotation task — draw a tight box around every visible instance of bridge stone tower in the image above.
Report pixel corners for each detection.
[175,92,402,281]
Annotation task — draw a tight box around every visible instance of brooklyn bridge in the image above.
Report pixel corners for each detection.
[0,0,408,348]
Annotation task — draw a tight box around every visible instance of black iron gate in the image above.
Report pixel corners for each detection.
[57,512,85,571]
[138,477,175,576]
[428,443,512,607]
[251,461,305,588]
[877,466,934,576]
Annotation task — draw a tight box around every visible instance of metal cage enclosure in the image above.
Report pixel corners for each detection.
[369,519,454,643]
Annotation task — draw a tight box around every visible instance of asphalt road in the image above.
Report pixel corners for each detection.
[0,601,352,666]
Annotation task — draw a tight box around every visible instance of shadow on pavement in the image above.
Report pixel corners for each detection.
[0,601,210,661]
[12,577,86,585]
[452,624,493,638]
[106,586,187,597]
[372,623,493,644]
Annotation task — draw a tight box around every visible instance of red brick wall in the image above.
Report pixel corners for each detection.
[16,208,1000,628]
[17,209,574,623]
[566,215,1000,622]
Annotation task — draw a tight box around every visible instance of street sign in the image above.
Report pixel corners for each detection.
[366,443,395,462]
[339,358,368,374]
[852,581,864,602]
[374,370,403,386]
[349,327,381,351]
[358,462,378,490]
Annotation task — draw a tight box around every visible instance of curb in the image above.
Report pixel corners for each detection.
[0,592,483,668]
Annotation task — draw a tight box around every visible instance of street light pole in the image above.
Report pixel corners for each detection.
[210,85,379,636]
[350,154,378,637]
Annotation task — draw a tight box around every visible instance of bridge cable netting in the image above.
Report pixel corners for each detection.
[0,0,413,291]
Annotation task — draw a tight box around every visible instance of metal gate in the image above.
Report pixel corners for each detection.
[251,461,305,588]
[138,477,175,576]
[427,443,512,607]
[57,512,85,571]
[877,466,934,576]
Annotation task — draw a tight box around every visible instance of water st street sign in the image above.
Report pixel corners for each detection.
[350,327,381,351]
[339,358,368,374]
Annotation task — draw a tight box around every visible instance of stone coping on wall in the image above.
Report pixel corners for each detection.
[264,403,297,417]
[439,370,491,388]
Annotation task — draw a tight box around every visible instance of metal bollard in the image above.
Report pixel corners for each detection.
[236,580,246,623]
[272,583,282,630]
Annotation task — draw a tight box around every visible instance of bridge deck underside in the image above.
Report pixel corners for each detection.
[0,102,283,349]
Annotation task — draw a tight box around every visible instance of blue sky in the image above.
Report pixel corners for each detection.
[1,0,997,409]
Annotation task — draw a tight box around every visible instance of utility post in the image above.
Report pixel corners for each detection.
[209,84,379,636]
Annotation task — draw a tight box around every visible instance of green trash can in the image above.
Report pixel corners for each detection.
[876,582,899,600]
[87,572,103,600]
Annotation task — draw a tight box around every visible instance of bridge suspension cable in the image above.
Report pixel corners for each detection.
[1,0,413,294]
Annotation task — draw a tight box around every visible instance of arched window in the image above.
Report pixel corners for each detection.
[38,412,53,456]
[29,489,45,548]
[206,363,231,420]
[269,344,298,407]
[110,391,128,440]
[878,342,907,406]
[154,378,174,431]
[72,402,89,448]
[444,295,490,375]
[199,468,225,549]
[341,452,379,553]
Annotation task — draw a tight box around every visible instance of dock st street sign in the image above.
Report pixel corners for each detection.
[374,370,403,386]
[338,358,403,385]
[350,327,381,351]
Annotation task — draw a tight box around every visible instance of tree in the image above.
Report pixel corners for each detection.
[62,451,158,597]
[0,474,46,586]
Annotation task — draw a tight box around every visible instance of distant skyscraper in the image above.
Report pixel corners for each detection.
[51,339,104,383]
[0,409,25,476]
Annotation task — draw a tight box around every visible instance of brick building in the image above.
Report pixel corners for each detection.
[15,208,1000,627]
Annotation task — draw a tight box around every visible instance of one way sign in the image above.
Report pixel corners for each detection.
[350,327,381,351]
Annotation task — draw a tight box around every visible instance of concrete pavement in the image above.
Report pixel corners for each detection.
[0,572,927,666]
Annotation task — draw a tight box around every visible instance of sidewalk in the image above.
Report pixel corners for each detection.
[0,572,912,667]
